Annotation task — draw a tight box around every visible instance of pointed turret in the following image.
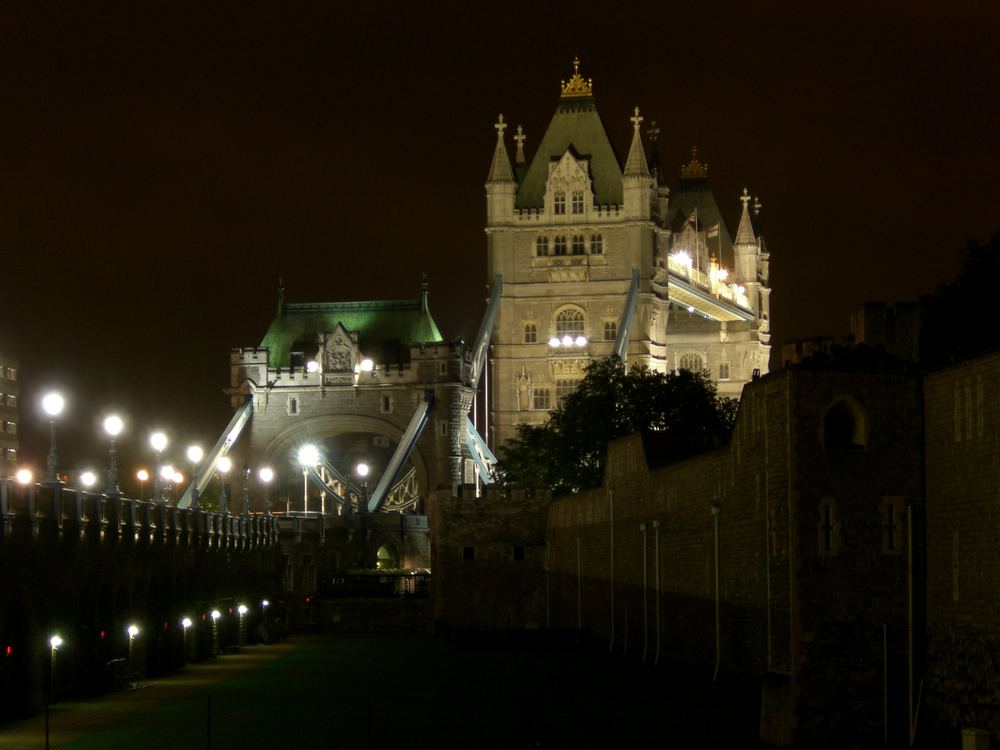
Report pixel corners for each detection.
[733,188,762,322]
[485,113,516,225]
[733,188,757,248]
[623,106,652,220]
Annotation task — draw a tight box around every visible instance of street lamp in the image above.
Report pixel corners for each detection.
[127,623,139,672]
[15,468,32,485]
[185,444,203,508]
[79,471,97,489]
[217,456,232,512]
[41,392,65,483]
[136,469,149,501]
[258,466,274,514]
[150,432,168,501]
[49,634,62,705]
[102,415,124,494]
[297,445,320,514]
[356,462,370,567]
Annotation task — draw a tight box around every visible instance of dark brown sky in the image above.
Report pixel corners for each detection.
[2,1,998,476]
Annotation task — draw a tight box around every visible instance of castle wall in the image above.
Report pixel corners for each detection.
[923,353,1000,738]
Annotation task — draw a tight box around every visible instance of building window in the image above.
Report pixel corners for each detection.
[571,191,584,214]
[881,497,903,555]
[524,323,537,343]
[823,398,867,449]
[287,396,299,416]
[4,368,15,381]
[4,448,15,461]
[590,234,603,254]
[463,546,476,560]
[439,361,448,375]
[572,235,585,255]
[5,394,14,407]
[536,237,549,256]
[438,420,449,437]
[4,422,15,435]
[603,321,617,341]
[556,379,579,404]
[380,395,393,414]
[532,388,551,410]
[555,308,585,338]
[373,436,390,448]
[818,498,839,555]
[678,353,703,373]
[553,191,566,215]
[513,545,526,561]
[553,236,567,256]
[719,361,731,380]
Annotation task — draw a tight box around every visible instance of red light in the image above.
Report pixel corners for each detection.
[4,645,11,656]
[228,607,233,615]
[202,613,207,621]
[163,622,169,631]
[305,596,311,604]
[99,630,107,640]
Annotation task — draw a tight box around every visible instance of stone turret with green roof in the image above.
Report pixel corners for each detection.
[484,58,772,448]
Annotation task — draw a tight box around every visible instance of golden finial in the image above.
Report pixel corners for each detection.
[560,56,593,98]
[680,146,709,179]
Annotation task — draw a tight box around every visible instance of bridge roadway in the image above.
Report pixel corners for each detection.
[1,633,763,749]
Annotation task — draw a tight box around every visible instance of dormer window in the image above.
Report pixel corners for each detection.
[572,191,584,214]
[554,236,567,256]
[553,191,566,215]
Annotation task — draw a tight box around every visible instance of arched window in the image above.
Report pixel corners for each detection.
[553,236,567,256]
[376,544,399,570]
[556,308,585,338]
[553,191,566,215]
[572,235,586,255]
[678,353,703,373]
[524,323,537,343]
[572,191,584,214]
[603,321,617,341]
[590,234,603,254]
[823,398,867,449]
[535,237,549,257]
[719,362,731,380]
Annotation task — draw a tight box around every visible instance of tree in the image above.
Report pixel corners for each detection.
[921,231,1000,366]
[498,358,738,495]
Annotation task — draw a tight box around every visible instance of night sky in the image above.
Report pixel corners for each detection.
[2,1,998,480]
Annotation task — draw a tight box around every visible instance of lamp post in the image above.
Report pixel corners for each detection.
[186,445,203,509]
[181,617,192,663]
[297,445,320,514]
[217,456,232,512]
[127,624,139,674]
[150,432,168,501]
[41,392,65,483]
[159,465,175,504]
[356,462,370,568]
[15,468,32,485]
[102,415,124,494]
[258,466,274,514]
[79,471,97,489]
[136,469,149,502]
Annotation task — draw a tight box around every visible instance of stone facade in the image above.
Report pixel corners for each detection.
[0,357,18,474]
[485,60,771,448]
[923,352,1000,739]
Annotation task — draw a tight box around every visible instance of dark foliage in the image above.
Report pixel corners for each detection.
[498,358,737,495]
[921,231,1000,366]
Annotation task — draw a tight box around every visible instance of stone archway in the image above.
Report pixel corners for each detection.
[255,414,431,513]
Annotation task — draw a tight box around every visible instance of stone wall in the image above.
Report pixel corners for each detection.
[923,352,1000,738]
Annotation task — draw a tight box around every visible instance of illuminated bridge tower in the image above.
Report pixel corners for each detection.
[485,58,771,449]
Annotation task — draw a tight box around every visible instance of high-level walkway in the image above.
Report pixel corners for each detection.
[1,634,762,748]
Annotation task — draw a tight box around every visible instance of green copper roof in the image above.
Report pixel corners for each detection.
[516,96,623,209]
[260,293,444,368]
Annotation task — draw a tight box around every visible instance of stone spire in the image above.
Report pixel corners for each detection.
[514,125,526,164]
[486,113,515,184]
[734,188,757,246]
[623,106,650,177]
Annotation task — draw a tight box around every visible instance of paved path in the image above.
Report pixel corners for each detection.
[1,634,761,749]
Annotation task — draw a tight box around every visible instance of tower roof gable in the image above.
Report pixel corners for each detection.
[516,97,623,209]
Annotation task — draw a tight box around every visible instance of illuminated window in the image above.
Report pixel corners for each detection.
[553,192,566,215]
[4,422,15,435]
[536,237,549,256]
[678,353,703,372]
[532,388,551,410]
[3,448,14,461]
[524,324,537,343]
[555,308,585,338]
[603,321,617,341]
[590,234,603,254]
[553,236,567,256]
[571,191,584,214]
[719,362,731,380]
[572,235,585,255]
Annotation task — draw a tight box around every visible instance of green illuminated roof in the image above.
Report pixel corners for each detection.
[516,96,623,209]
[260,291,443,367]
